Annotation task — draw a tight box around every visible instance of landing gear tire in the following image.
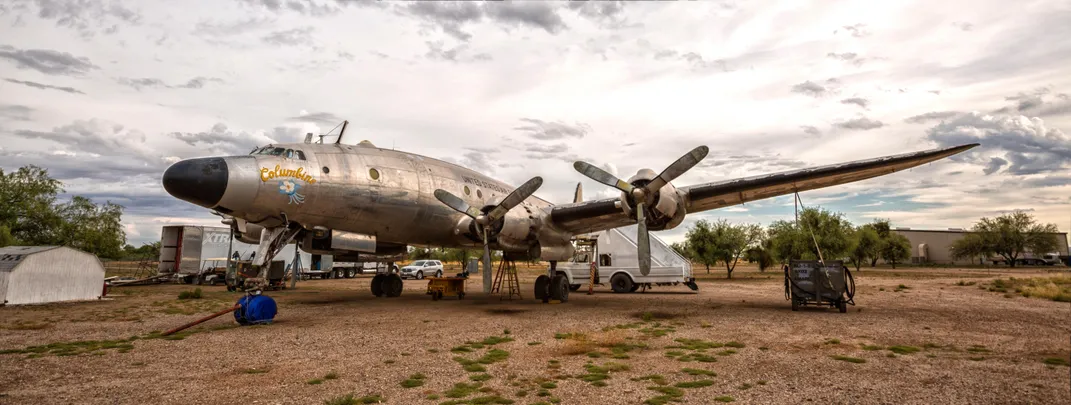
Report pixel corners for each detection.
[371,274,385,297]
[534,275,550,303]
[549,274,569,302]
[568,284,581,292]
[384,274,403,297]
[416,271,424,280]
[610,273,633,293]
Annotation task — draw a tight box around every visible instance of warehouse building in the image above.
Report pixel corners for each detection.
[0,246,106,305]
[893,228,1070,265]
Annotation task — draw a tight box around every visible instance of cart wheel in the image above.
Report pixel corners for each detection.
[432,291,440,301]
[838,299,847,313]
[791,299,799,311]
[458,292,465,300]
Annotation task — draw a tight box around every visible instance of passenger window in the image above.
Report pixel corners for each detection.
[477,189,483,198]
[464,186,470,195]
[295,150,306,160]
[285,149,293,158]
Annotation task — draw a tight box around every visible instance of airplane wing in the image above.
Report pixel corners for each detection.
[547,143,978,235]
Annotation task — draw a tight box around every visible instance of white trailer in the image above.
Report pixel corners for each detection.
[158,225,332,284]
[558,224,697,293]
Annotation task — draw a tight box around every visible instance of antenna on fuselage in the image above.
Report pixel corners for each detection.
[335,120,349,145]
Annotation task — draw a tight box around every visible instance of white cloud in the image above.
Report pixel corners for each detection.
[0,0,1069,246]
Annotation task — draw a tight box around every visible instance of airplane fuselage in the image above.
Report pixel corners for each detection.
[164,140,560,256]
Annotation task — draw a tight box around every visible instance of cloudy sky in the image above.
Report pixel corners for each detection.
[1,0,1069,247]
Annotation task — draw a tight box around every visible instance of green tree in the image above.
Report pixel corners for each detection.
[745,236,775,272]
[684,219,719,273]
[949,233,990,265]
[705,220,762,279]
[0,225,15,247]
[0,165,64,245]
[880,233,912,269]
[767,207,854,264]
[864,219,891,267]
[55,196,127,259]
[972,211,1060,267]
[847,226,881,271]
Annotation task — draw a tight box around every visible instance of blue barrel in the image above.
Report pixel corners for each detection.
[234,295,278,325]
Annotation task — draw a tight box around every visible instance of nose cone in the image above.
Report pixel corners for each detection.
[162,157,228,208]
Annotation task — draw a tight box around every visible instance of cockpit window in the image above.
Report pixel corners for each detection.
[268,147,285,156]
[249,146,306,160]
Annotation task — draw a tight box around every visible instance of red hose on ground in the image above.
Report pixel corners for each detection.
[162,304,241,336]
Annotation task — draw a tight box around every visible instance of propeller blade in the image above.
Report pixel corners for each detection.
[434,189,482,219]
[573,161,633,192]
[636,202,651,276]
[645,145,709,192]
[487,176,543,220]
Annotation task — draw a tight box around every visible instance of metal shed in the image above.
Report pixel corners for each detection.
[0,246,106,305]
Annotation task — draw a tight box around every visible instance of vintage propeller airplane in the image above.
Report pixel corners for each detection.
[162,121,978,302]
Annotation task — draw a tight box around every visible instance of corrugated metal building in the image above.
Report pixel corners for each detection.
[0,246,106,305]
[893,228,1070,265]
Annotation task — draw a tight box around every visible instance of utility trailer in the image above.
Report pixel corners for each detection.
[158,225,332,284]
[559,224,697,293]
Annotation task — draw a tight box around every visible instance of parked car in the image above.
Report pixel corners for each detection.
[400,260,443,279]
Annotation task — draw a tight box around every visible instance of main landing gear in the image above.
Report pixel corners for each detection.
[534,261,569,303]
[370,262,403,298]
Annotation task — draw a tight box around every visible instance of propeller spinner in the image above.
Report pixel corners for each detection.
[573,146,708,275]
[433,176,544,278]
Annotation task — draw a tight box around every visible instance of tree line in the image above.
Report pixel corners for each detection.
[670,207,1062,278]
[1,165,132,259]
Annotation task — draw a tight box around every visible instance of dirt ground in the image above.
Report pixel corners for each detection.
[1,264,1069,405]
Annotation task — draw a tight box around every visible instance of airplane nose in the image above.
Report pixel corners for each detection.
[162,157,229,208]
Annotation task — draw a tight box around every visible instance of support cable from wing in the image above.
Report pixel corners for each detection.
[789,191,855,305]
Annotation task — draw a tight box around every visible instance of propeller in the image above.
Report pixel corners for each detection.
[573,145,708,275]
[434,176,544,277]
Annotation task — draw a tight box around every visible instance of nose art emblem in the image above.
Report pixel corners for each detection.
[261,165,315,205]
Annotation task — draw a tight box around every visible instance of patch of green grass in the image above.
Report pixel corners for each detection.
[400,373,426,388]
[444,382,483,398]
[587,351,604,358]
[470,373,492,382]
[956,280,976,286]
[631,375,667,385]
[668,338,723,350]
[888,345,920,355]
[452,346,474,353]
[482,335,515,346]
[757,380,767,385]
[427,394,440,400]
[384,360,395,364]
[323,372,339,380]
[477,349,510,364]
[675,380,714,388]
[824,339,840,345]
[724,341,745,348]
[1043,357,1070,366]
[966,345,990,353]
[861,345,882,351]
[308,378,324,385]
[244,368,269,374]
[527,342,542,346]
[714,395,735,402]
[759,346,769,351]
[323,393,384,405]
[737,383,753,390]
[428,349,440,353]
[681,368,716,376]
[539,381,557,389]
[178,288,203,300]
[831,355,866,364]
[638,326,676,338]
[647,386,684,397]
[554,332,584,340]
[716,350,737,356]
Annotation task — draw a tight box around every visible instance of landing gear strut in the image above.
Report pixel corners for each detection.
[534,261,569,303]
[371,262,402,298]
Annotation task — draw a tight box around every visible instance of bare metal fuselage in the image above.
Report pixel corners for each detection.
[213,142,558,253]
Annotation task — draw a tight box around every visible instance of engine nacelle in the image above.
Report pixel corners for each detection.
[620,169,688,231]
[495,205,539,249]
[300,229,377,255]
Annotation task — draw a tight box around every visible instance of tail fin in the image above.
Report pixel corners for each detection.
[573,182,583,203]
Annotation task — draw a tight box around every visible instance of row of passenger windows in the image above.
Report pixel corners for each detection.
[250,146,306,160]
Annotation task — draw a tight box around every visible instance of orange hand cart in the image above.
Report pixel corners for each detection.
[426,276,466,300]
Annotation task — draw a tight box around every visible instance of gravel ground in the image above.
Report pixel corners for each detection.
[1,265,1068,405]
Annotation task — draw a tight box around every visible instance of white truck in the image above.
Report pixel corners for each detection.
[558,224,697,293]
